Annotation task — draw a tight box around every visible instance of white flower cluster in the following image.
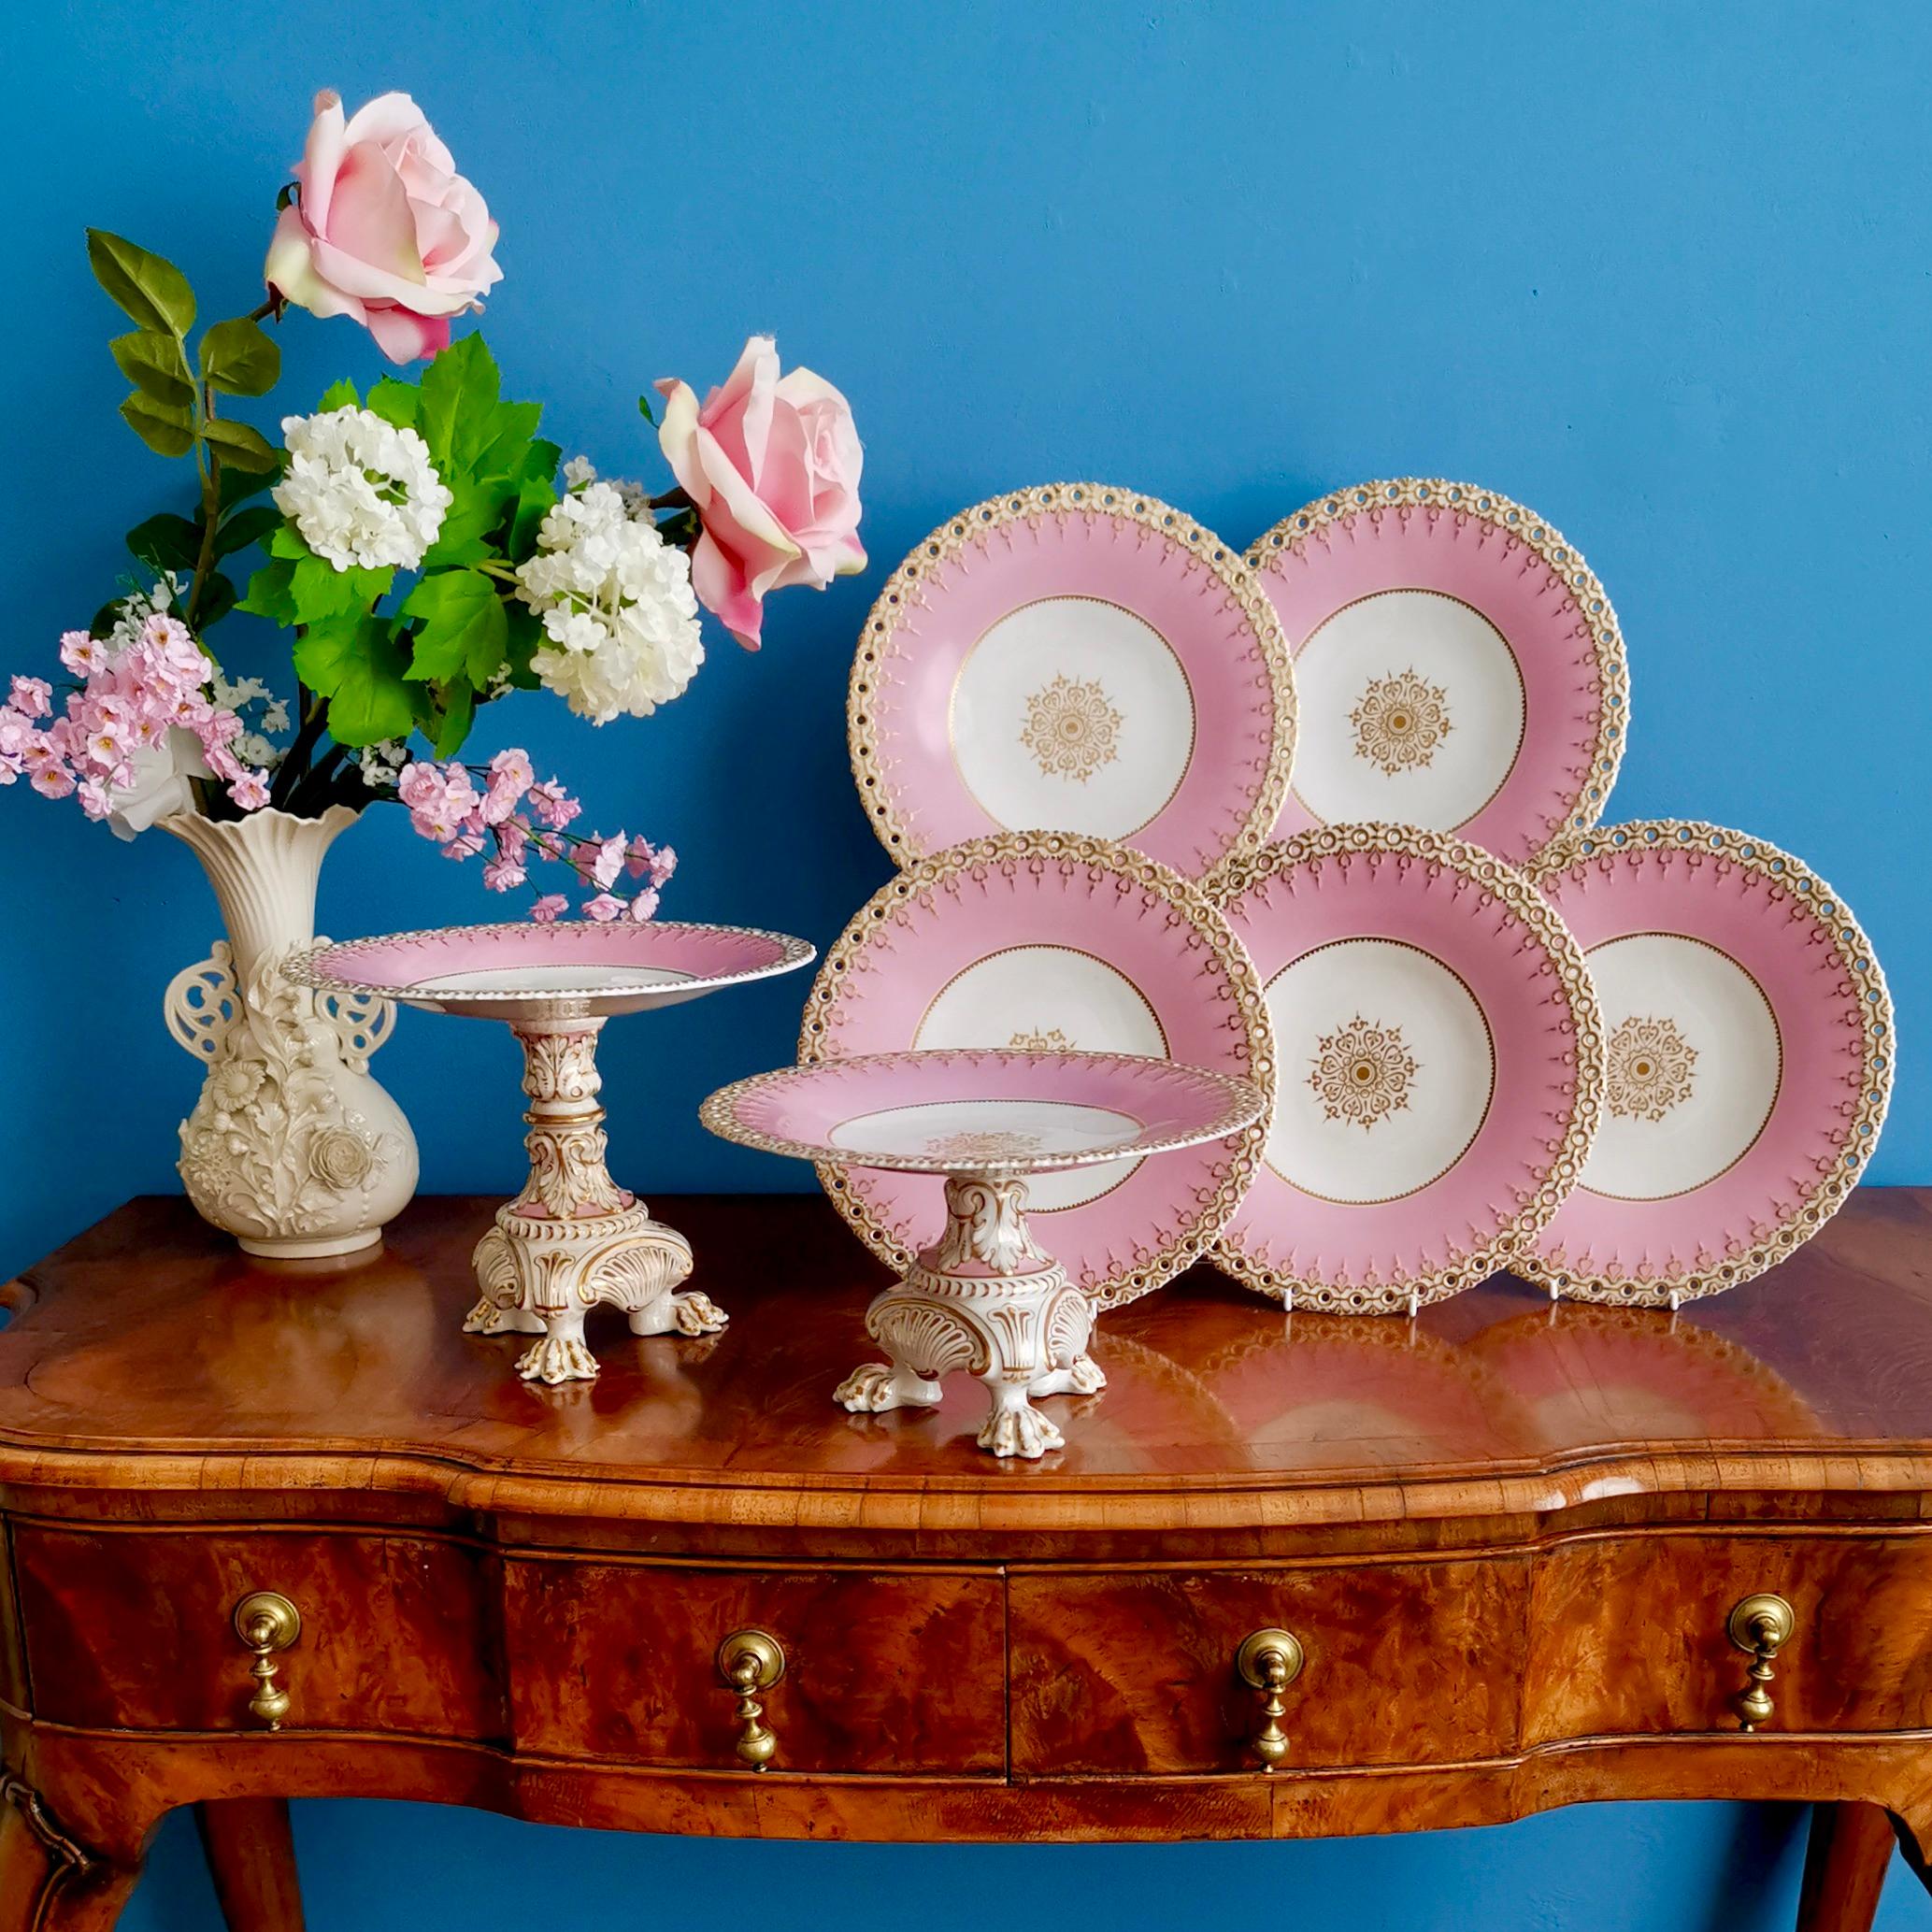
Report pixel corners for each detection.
[356,737,412,791]
[274,406,453,573]
[514,481,705,725]
[102,573,187,651]
[210,670,291,770]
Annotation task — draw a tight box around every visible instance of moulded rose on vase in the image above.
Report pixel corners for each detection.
[265,90,503,364]
[653,335,866,650]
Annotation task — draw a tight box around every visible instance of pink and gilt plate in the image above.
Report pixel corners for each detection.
[798,832,1275,1307]
[701,1050,1265,1177]
[1205,824,1604,1313]
[1524,822,1893,1305]
[290,921,815,1023]
[1246,479,1627,867]
[849,483,1296,880]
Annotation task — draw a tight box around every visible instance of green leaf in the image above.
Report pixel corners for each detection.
[199,316,280,397]
[416,333,500,471]
[125,511,203,573]
[196,571,237,628]
[398,567,508,686]
[473,398,542,479]
[317,378,360,411]
[503,602,544,689]
[365,377,420,428]
[220,460,279,509]
[421,473,515,569]
[211,505,282,560]
[109,330,193,408]
[637,392,656,426]
[293,616,414,747]
[119,392,195,458]
[87,230,194,336]
[202,418,280,473]
[508,476,557,562]
[238,557,299,624]
[291,554,393,623]
[517,436,561,484]
[268,523,309,561]
[430,678,476,758]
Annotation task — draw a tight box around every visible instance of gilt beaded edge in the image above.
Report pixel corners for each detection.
[700,1049,1265,1175]
[796,830,1277,1309]
[848,482,1298,874]
[286,922,816,1005]
[1244,478,1629,869]
[1522,819,1895,1307]
[1202,822,1607,1315]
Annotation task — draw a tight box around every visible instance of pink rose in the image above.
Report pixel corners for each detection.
[654,335,866,650]
[265,91,502,365]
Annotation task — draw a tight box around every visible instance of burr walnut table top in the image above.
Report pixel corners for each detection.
[0,1190,1929,1544]
[0,1192,1929,1931]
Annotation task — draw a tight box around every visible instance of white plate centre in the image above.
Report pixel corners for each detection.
[827,1099,1144,1167]
[1264,937,1495,1204]
[1579,933,1781,1201]
[914,944,1168,1209]
[1291,589,1525,829]
[950,597,1195,839]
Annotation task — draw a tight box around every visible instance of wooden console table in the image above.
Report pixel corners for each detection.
[1,1191,1929,1930]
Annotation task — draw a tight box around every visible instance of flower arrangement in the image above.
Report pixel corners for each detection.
[0,89,865,920]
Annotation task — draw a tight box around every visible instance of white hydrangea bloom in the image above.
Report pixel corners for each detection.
[514,481,705,725]
[562,454,598,489]
[274,407,454,573]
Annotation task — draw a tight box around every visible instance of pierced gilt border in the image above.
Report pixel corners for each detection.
[1245,478,1630,868]
[848,482,1298,877]
[796,830,1276,1309]
[1523,819,1895,1307]
[701,1048,1265,1175]
[1203,822,1607,1315]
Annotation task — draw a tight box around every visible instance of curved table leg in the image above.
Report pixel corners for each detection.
[196,1799,305,1932]
[0,1786,136,1932]
[1796,1801,1894,1931]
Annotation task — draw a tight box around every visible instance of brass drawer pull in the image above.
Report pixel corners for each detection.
[232,1590,302,1731]
[717,1628,785,1769]
[1727,1592,1795,1731]
[1235,1626,1305,1770]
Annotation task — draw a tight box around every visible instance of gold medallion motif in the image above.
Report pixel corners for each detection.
[1009,1026,1075,1052]
[922,1129,1047,1164]
[1020,674,1123,783]
[1351,668,1452,776]
[1606,1014,1698,1122]
[1308,1015,1418,1130]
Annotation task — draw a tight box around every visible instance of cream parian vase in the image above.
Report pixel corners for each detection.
[161,805,419,1257]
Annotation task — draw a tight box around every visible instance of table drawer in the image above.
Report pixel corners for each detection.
[504,1556,1006,1773]
[12,1523,505,1738]
[1010,1560,1525,1774]
[1524,1532,1932,1742]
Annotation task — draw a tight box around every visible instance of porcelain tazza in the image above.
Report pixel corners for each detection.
[291,921,815,1382]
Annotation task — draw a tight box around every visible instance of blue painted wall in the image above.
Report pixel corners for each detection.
[5,3,1928,1925]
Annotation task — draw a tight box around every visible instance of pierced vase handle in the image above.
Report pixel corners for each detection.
[296,936,397,1073]
[164,944,238,1065]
